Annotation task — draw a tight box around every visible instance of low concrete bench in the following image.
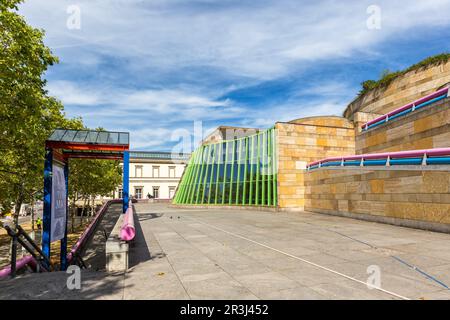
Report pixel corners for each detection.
[106,202,135,272]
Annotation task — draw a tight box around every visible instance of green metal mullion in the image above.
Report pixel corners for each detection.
[249,136,255,205]
[180,150,198,203]
[189,147,204,203]
[272,128,277,206]
[228,140,236,205]
[196,145,209,204]
[235,139,242,205]
[221,142,229,204]
[242,137,249,205]
[201,144,212,204]
[207,143,217,204]
[214,142,222,204]
[261,131,266,206]
[267,129,272,206]
[184,149,198,203]
[174,164,187,203]
[255,133,261,206]
[181,151,199,203]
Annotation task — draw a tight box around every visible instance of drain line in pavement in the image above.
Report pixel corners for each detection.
[187,217,410,300]
[299,221,450,291]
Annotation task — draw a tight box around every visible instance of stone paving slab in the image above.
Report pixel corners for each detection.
[1,203,450,300]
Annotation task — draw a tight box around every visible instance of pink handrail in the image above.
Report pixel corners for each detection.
[0,199,121,278]
[308,147,450,168]
[0,255,37,279]
[361,87,449,129]
[67,199,120,263]
[120,201,135,241]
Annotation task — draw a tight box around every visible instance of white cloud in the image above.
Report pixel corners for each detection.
[17,0,450,149]
[19,0,450,79]
[47,80,100,105]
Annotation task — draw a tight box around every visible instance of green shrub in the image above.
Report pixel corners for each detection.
[358,53,450,97]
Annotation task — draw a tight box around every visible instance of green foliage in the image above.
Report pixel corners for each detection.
[358,53,450,97]
[0,1,63,216]
[69,159,122,200]
[68,130,123,204]
[0,2,122,218]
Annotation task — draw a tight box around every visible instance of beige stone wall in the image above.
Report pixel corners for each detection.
[304,167,450,229]
[356,98,450,154]
[344,60,450,121]
[202,126,261,145]
[276,117,355,211]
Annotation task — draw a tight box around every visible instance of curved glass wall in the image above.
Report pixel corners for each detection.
[173,128,277,206]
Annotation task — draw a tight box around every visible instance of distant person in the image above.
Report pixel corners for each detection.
[36,217,42,230]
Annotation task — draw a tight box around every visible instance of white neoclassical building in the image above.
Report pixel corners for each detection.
[115,151,190,201]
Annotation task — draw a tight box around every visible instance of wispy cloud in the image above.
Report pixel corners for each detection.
[17,0,450,150]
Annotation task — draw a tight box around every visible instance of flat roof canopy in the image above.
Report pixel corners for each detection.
[46,129,130,160]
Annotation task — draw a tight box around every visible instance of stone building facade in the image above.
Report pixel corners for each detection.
[116,151,189,201]
[174,58,450,232]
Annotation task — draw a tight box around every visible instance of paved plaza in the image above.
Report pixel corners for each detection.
[1,203,450,300]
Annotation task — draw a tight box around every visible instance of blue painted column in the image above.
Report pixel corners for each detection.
[123,151,130,213]
[60,161,69,270]
[42,148,53,260]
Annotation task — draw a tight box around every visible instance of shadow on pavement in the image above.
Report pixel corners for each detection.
[128,206,153,268]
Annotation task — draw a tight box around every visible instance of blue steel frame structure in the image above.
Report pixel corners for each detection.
[43,129,129,270]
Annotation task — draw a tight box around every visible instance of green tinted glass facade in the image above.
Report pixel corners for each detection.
[173,128,277,206]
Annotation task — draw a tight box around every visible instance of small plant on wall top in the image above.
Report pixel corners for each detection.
[358,53,450,97]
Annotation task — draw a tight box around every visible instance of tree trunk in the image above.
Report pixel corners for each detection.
[80,197,87,227]
[70,195,77,233]
[31,198,35,231]
[11,186,24,264]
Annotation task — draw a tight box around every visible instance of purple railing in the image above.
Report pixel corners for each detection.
[67,199,121,264]
[0,255,37,279]
[307,147,450,170]
[361,87,449,131]
[120,201,135,241]
[0,199,122,279]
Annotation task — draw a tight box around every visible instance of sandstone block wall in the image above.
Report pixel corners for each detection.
[356,98,450,154]
[304,167,450,232]
[344,60,450,121]
[276,117,355,211]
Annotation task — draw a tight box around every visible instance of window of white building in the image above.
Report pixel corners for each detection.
[169,166,176,178]
[153,186,160,199]
[135,187,143,199]
[135,165,143,177]
[152,166,160,178]
[118,188,123,199]
[169,186,176,199]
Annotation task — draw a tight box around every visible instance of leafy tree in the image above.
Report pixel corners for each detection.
[0,1,123,237]
[68,156,122,230]
[0,0,65,224]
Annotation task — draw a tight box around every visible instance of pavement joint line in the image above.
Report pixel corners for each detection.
[184,216,411,301]
[142,221,192,300]
[162,218,263,299]
[299,220,450,292]
[181,217,335,297]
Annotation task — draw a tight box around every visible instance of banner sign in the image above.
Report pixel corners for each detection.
[51,164,66,242]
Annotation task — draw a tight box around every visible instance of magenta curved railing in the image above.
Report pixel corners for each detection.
[0,255,37,279]
[120,201,135,241]
[362,87,449,131]
[67,199,121,264]
[307,147,450,170]
[0,199,123,279]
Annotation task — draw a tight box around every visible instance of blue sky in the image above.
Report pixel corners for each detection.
[18,0,450,151]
